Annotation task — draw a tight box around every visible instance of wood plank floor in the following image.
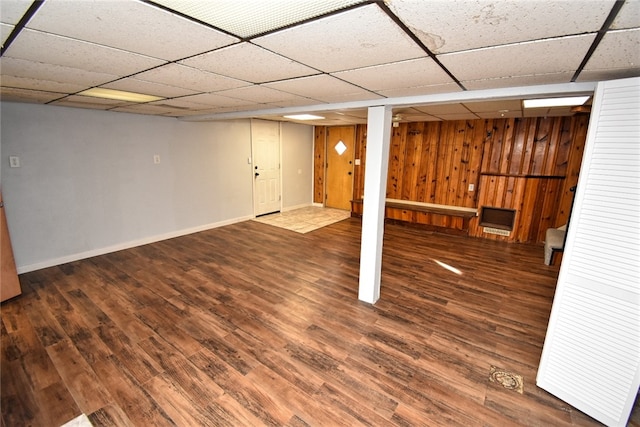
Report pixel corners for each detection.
[2,218,639,426]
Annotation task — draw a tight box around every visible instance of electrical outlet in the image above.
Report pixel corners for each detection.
[468,183,474,191]
[153,154,161,164]
[9,156,20,168]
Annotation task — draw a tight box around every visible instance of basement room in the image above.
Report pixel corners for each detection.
[1,1,639,426]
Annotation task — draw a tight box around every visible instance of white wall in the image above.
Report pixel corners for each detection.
[0,103,313,273]
[281,122,314,210]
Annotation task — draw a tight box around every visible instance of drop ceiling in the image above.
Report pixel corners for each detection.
[1,0,639,125]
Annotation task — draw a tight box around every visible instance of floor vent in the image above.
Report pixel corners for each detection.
[489,366,524,394]
[483,227,511,236]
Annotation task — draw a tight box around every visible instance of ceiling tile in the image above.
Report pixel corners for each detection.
[582,29,640,73]
[387,0,615,54]
[133,64,249,93]
[147,98,218,111]
[149,98,269,115]
[4,29,166,75]
[46,101,114,111]
[0,87,64,103]
[523,107,574,118]
[1,22,13,46]
[611,0,640,29]
[167,108,221,117]
[333,109,368,119]
[0,75,87,94]
[439,35,596,81]
[53,95,131,107]
[320,91,385,104]
[0,0,32,25]
[110,104,179,115]
[263,74,379,102]
[253,4,425,72]
[265,97,326,109]
[430,112,480,121]
[463,72,577,90]
[333,58,452,91]
[1,57,119,88]
[51,95,131,108]
[171,92,256,109]
[375,83,462,98]
[215,85,314,104]
[104,78,199,99]
[463,99,522,113]
[414,103,469,115]
[26,0,239,61]
[476,110,523,119]
[180,43,319,83]
[399,113,441,122]
[213,104,272,114]
[577,68,640,82]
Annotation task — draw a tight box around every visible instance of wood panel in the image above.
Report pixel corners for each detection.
[1,191,22,302]
[4,219,636,426]
[352,123,367,201]
[351,115,588,242]
[313,126,326,204]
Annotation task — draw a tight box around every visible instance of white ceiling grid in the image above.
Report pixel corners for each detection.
[1,0,639,125]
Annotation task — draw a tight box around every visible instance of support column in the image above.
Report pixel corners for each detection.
[358,105,392,304]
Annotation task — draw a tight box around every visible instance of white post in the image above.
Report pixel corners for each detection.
[358,105,392,304]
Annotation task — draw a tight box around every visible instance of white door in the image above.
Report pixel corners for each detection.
[537,77,640,427]
[252,120,281,216]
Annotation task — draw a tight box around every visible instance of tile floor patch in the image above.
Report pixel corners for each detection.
[489,366,524,394]
[253,206,351,234]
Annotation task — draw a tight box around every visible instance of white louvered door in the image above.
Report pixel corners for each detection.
[537,77,640,427]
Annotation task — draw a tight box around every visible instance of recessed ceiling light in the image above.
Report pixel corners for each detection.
[283,114,325,120]
[77,88,164,103]
[523,96,589,109]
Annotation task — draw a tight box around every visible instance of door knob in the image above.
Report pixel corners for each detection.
[255,172,260,177]
[348,171,352,175]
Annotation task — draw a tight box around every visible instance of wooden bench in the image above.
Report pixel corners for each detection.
[351,198,478,231]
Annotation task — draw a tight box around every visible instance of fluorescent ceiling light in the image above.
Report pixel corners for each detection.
[283,114,325,120]
[523,96,589,109]
[77,88,164,103]
[154,0,367,38]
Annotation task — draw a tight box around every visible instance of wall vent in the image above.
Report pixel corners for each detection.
[483,227,511,236]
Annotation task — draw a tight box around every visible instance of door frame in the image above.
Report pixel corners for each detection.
[251,119,282,217]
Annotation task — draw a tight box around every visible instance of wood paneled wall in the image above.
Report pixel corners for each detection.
[313,127,326,204]
[342,115,589,243]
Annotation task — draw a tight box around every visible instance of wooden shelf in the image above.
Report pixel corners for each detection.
[351,199,477,231]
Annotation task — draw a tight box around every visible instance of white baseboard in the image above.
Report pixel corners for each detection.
[16,215,254,274]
